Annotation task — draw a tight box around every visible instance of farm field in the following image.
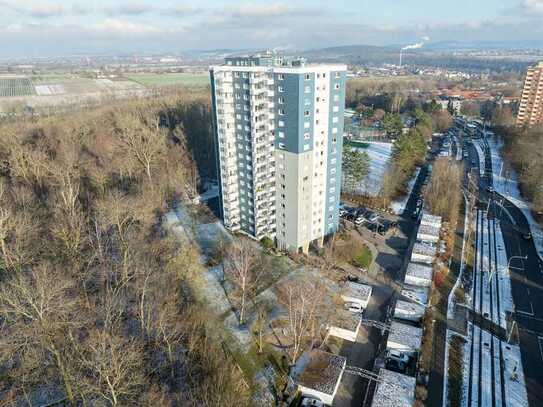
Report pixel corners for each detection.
[0,77,36,97]
[127,73,209,87]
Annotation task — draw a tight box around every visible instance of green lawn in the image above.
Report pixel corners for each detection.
[353,245,372,268]
[127,73,209,88]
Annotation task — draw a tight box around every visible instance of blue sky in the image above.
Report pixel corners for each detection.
[0,0,541,58]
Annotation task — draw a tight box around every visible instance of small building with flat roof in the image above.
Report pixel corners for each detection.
[341,281,372,309]
[410,242,437,264]
[405,262,433,287]
[371,368,416,407]
[386,321,423,355]
[401,286,429,306]
[328,308,362,342]
[292,349,346,406]
[420,212,442,229]
[394,300,425,322]
[417,223,440,243]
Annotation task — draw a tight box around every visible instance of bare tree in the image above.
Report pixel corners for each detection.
[276,278,331,363]
[79,329,144,406]
[116,111,167,182]
[0,265,80,406]
[224,239,260,326]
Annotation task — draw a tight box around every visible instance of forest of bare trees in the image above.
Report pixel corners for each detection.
[500,125,543,215]
[0,93,251,406]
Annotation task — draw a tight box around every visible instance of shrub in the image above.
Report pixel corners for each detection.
[260,236,274,250]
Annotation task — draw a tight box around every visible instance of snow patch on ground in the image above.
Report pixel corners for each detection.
[352,142,393,197]
[487,137,543,260]
[390,167,421,215]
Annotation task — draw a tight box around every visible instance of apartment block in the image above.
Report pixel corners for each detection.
[210,53,346,253]
[517,61,543,127]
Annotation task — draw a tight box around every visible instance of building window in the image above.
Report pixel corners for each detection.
[333,95,339,102]
[278,143,286,149]
[234,72,240,77]
[304,122,310,129]
[305,74,310,80]
[334,83,340,90]
[304,144,310,151]
[304,86,311,93]
[304,110,310,116]
[332,117,339,123]
[279,120,285,127]
[304,133,310,140]
[278,97,285,104]
[335,72,340,78]
[278,74,284,80]
[333,106,339,112]
[278,131,285,138]
[279,109,286,115]
[332,128,338,134]
[278,86,284,92]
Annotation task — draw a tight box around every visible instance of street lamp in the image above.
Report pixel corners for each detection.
[489,255,528,285]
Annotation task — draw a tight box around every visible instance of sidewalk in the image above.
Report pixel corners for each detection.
[486,136,543,261]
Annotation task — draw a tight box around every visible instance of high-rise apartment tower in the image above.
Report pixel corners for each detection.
[517,61,543,127]
[210,53,347,253]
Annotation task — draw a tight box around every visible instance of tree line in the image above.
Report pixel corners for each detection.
[0,93,250,406]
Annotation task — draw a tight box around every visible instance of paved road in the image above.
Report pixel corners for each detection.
[333,161,431,407]
[479,136,543,406]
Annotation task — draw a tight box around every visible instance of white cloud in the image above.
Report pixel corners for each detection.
[87,18,163,35]
[103,3,154,16]
[519,0,543,14]
[0,0,64,18]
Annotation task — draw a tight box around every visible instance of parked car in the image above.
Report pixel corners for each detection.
[344,302,363,313]
[385,358,407,374]
[365,212,380,223]
[339,209,347,217]
[301,398,325,407]
[386,350,410,364]
[347,275,360,283]
[355,217,365,225]
[411,209,420,219]
[486,186,494,193]
[356,207,368,217]
[522,232,533,240]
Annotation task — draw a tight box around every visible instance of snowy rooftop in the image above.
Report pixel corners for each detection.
[420,212,442,227]
[401,286,429,306]
[412,242,437,257]
[342,281,372,302]
[331,308,362,332]
[394,300,425,317]
[293,349,346,395]
[387,321,423,351]
[406,262,433,280]
[371,368,416,407]
[417,224,440,238]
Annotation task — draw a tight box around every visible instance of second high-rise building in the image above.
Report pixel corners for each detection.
[517,61,543,127]
[210,53,347,253]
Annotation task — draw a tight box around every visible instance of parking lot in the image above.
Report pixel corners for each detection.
[339,205,398,237]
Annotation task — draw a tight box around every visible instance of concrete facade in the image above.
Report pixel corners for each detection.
[210,52,346,253]
[517,61,543,127]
